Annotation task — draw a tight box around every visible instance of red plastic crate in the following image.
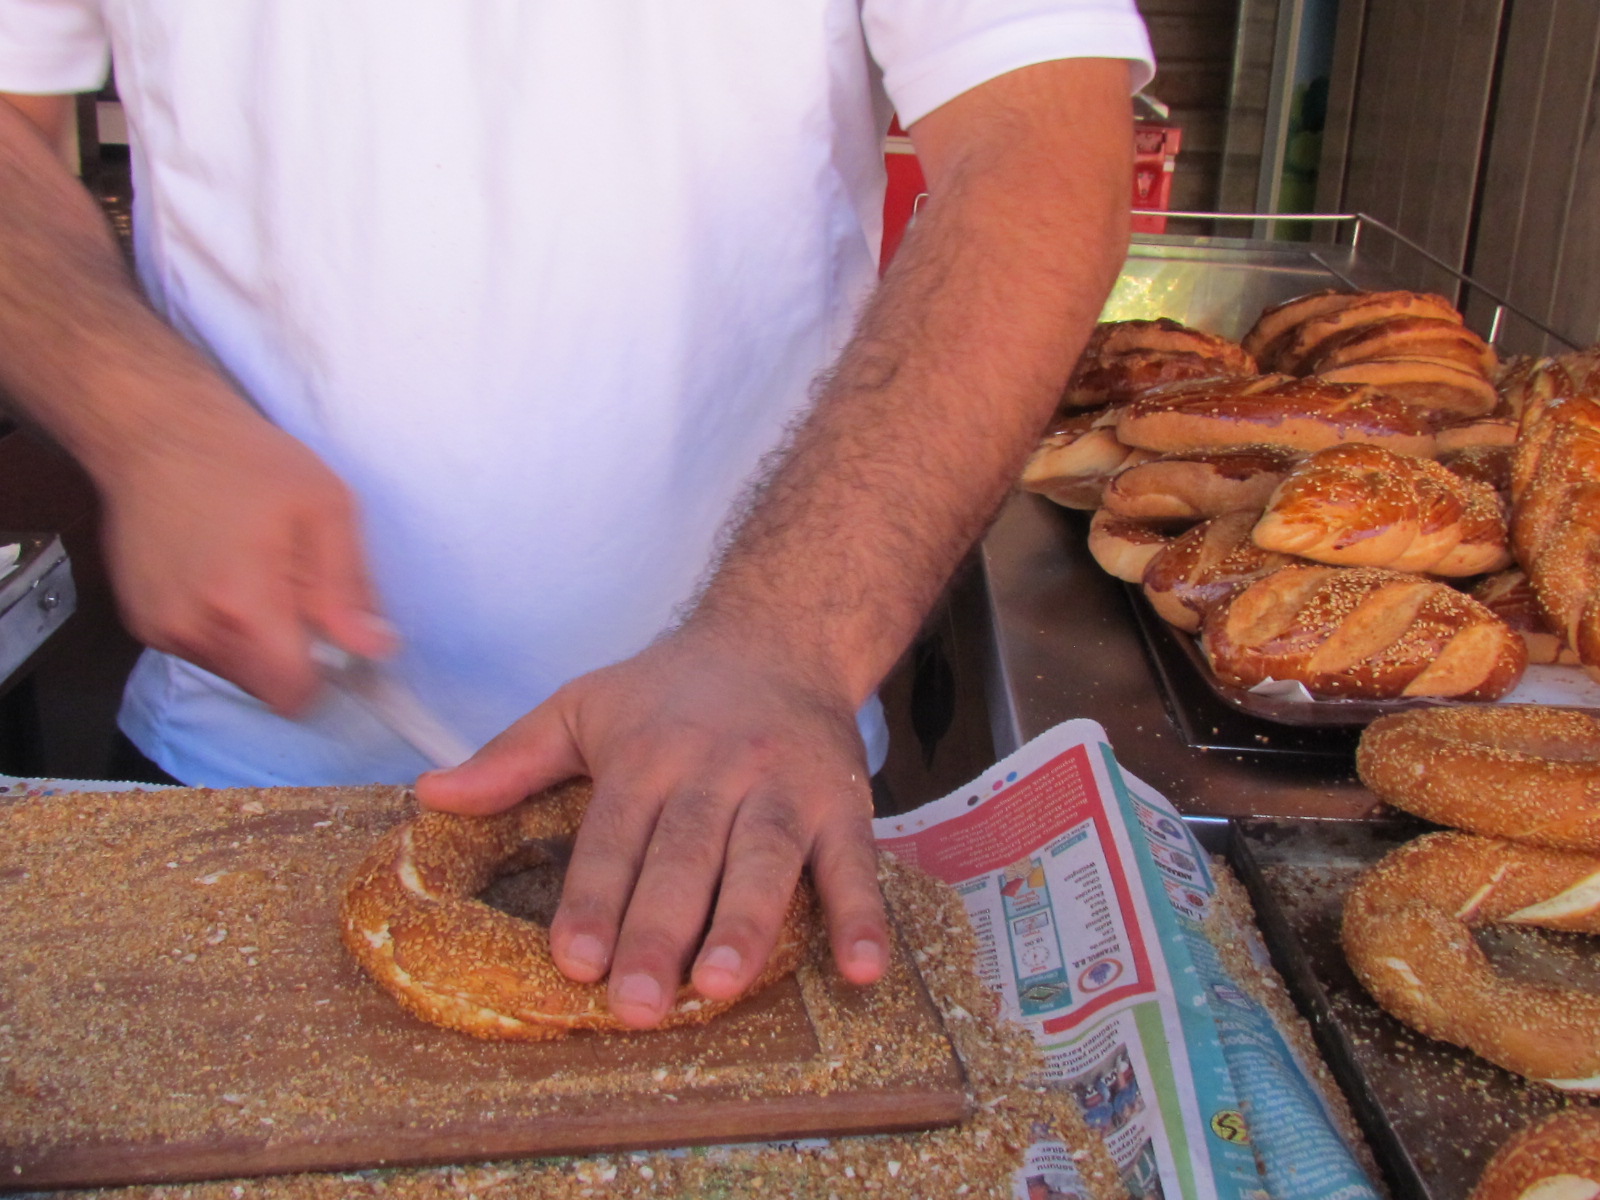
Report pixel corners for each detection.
[1131,121,1181,234]
[882,120,926,270]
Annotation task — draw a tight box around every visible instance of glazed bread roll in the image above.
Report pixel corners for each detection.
[1252,444,1510,576]
[1086,317,1255,366]
[1241,289,1362,364]
[1021,415,1137,510]
[1140,511,1299,633]
[1306,316,1497,378]
[1521,480,1600,676]
[1503,350,1600,428]
[1251,444,1422,568]
[1509,376,1600,679]
[1510,385,1600,499]
[1511,420,1599,562]
[1511,397,1600,521]
[1200,563,1526,700]
[1559,346,1600,393]
[1434,415,1516,455]
[1115,376,1436,458]
[1062,319,1258,410]
[1494,354,1561,424]
[1317,357,1497,419]
[1244,289,1459,371]
[1429,476,1512,576]
[1471,568,1579,665]
[1509,395,1600,569]
[1272,293,1463,375]
[1065,350,1250,410]
[1087,509,1174,583]
[1099,446,1300,522]
[1508,370,1600,501]
[1438,442,1511,495]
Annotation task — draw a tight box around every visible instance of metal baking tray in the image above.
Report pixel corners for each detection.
[1116,568,1362,755]
[1124,211,1579,351]
[1129,582,1600,731]
[1128,580,1405,730]
[1226,818,1600,1200]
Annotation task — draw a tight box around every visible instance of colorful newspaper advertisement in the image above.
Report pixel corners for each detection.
[874,719,1377,1200]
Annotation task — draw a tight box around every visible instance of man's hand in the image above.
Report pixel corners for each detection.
[99,408,395,713]
[414,623,889,1028]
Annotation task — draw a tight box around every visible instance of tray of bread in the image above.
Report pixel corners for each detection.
[1022,282,1600,727]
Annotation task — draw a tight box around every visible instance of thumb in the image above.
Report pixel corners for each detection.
[413,695,587,815]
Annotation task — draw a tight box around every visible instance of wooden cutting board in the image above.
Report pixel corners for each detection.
[0,784,968,1191]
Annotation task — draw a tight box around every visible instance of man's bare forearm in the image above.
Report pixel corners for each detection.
[0,96,255,487]
[687,59,1133,703]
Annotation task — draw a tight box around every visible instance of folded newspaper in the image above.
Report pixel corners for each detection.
[875,718,1381,1200]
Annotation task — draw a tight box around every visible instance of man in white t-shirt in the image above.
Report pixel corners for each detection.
[0,3,1152,1028]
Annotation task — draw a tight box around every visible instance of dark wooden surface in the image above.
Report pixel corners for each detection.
[1335,0,1505,301]
[1317,0,1600,354]
[1468,2,1600,352]
[0,786,968,1191]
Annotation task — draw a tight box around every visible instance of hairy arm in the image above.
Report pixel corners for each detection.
[419,57,1133,1026]
[0,93,392,709]
[696,57,1132,702]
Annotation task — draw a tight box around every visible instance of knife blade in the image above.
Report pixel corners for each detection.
[311,642,475,770]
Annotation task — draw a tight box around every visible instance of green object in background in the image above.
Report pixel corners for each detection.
[1277,78,1328,242]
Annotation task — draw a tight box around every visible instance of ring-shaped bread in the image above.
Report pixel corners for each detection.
[1470,1108,1600,1200]
[1342,830,1600,1091]
[341,779,813,1039]
[1357,706,1600,852]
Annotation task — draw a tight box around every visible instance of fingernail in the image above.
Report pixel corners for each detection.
[616,972,663,1012]
[851,938,884,974]
[700,944,742,978]
[566,934,608,975]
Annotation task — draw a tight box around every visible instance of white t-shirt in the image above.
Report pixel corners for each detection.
[0,2,1153,786]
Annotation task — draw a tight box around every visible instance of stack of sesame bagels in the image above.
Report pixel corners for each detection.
[1348,704,1600,1195]
[1021,289,1600,700]
[1345,705,1600,1092]
[1470,1109,1600,1200]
